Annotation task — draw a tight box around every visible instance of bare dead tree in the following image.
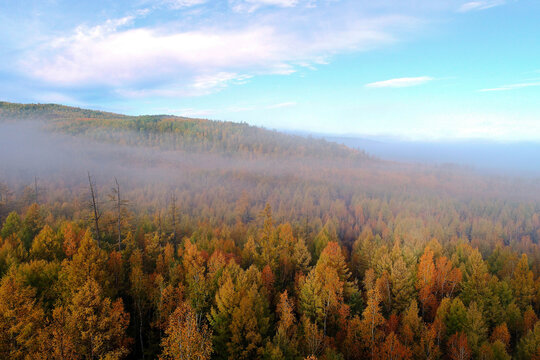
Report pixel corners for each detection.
[88,172,102,246]
[110,177,129,251]
[0,182,12,222]
[0,182,10,204]
[170,192,178,244]
[34,176,39,204]
[33,176,45,204]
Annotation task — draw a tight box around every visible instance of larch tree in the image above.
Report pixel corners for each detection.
[0,274,44,359]
[63,278,130,360]
[159,302,213,360]
[511,254,535,311]
[360,287,385,359]
[447,332,471,360]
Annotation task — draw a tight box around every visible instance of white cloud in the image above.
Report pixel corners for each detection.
[23,13,410,95]
[192,73,252,91]
[479,82,540,92]
[230,0,300,12]
[163,0,207,9]
[457,0,504,12]
[365,76,434,88]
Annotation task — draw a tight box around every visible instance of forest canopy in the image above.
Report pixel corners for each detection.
[0,102,539,360]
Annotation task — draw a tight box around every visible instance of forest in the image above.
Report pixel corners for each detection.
[0,102,539,360]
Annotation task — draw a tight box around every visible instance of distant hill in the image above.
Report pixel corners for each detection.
[0,101,367,159]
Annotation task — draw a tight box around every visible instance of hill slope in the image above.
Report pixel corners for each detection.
[0,101,366,159]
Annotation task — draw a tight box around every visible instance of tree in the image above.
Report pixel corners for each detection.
[433,256,461,299]
[40,305,77,360]
[445,298,468,337]
[360,288,385,359]
[490,323,510,349]
[159,302,213,360]
[209,264,270,360]
[447,332,471,360]
[110,177,129,251]
[62,229,109,296]
[511,254,535,311]
[400,300,421,346]
[460,247,489,307]
[0,274,44,359]
[30,224,62,261]
[416,248,436,319]
[293,237,312,274]
[266,291,299,359]
[63,278,130,359]
[19,203,43,249]
[301,316,325,358]
[0,211,21,239]
[376,332,411,360]
[515,322,540,360]
[464,302,487,355]
[130,249,148,359]
[390,257,415,315]
[87,172,102,246]
[299,261,344,336]
[183,239,210,319]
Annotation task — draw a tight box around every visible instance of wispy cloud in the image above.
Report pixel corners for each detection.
[479,82,540,92]
[457,0,505,12]
[230,0,300,13]
[365,76,434,88]
[22,11,412,95]
[165,0,207,8]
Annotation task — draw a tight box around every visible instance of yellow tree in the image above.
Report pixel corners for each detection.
[416,248,436,319]
[66,278,130,359]
[209,264,270,360]
[160,302,213,360]
[360,288,385,359]
[30,224,62,261]
[266,290,299,359]
[511,254,535,311]
[0,274,44,359]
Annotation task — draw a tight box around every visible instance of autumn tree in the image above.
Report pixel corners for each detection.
[0,273,44,359]
[447,332,471,360]
[376,332,412,360]
[266,290,299,359]
[159,302,213,360]
[209,264,270,360]
[60,278,130,359]
[360,287,385,359]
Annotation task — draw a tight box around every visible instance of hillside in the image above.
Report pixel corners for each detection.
[0,101,366,159]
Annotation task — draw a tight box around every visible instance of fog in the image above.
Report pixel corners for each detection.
[1,121,539,215]
[320,134,540,177]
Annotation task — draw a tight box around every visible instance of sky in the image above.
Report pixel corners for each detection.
[1,0,539,141]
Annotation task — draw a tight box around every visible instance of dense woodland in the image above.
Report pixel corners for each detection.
[0,102,539,359]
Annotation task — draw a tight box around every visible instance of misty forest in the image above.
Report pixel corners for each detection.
[0,102,539,360]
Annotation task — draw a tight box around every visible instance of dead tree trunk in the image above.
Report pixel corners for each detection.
[114,178,122,251]
[88,172,102,246]
[34,176,39,204]
[170,192,177,245]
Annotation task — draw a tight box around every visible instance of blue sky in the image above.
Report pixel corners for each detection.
[1,0,539,140]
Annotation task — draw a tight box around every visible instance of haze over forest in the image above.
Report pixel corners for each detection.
[1,0,540,360]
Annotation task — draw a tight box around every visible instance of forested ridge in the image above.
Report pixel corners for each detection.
[0,102,539,359]
[0,101,365,158]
